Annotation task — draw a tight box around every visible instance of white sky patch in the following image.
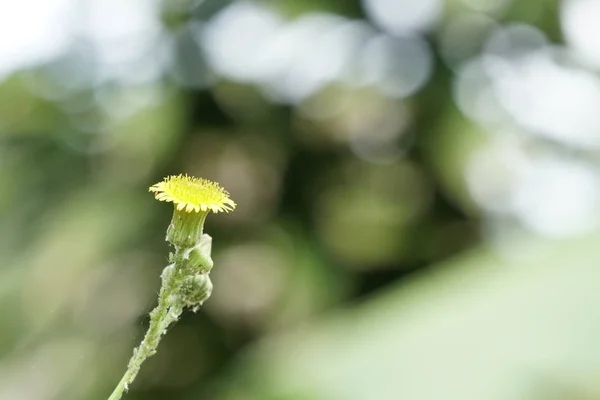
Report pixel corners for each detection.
[483,23,547,59]
[511,157,600,237]
[362,0,443,35]
[467,143,600,238]
[82,0,164,84]
[201,1,433,103]
[256,14,353,102]
[0,0,164,86]
[453,23,600,149]
[562,0,600,69]
[200,1,284,83]
[487,49,600,149]
[453,58,508,125]
[361,35,432,99]
[0,0,74,81]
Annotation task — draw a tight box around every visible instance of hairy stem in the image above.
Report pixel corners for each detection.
[107,247,189,400]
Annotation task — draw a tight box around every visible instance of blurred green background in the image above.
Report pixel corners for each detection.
[3,0,600,399]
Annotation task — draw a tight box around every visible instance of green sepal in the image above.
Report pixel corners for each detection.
[166,208,208,248]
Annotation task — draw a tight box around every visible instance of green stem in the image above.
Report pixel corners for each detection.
[107,247,189,400]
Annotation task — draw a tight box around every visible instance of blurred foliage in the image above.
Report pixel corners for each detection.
[2,0,600,399]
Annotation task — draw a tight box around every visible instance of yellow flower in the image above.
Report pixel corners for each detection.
[149,174,236,213]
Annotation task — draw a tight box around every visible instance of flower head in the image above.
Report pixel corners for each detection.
[149,174,236,213]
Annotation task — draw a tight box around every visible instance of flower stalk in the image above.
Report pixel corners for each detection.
[107,175,235,400]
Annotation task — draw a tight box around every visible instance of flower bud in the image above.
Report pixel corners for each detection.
[187,241,214,273]
[180,274,213,307]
